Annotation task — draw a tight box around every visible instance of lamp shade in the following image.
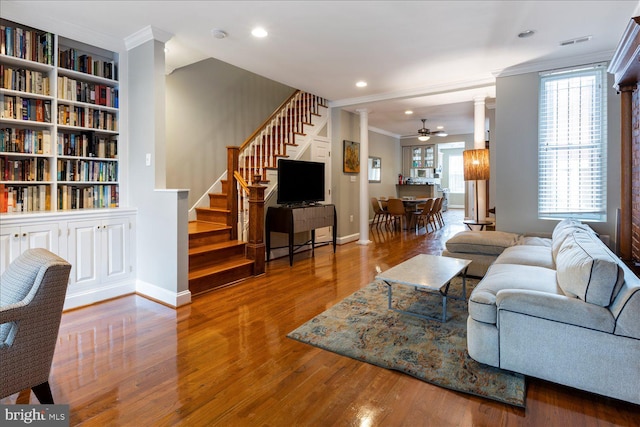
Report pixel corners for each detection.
[463,149,490,181]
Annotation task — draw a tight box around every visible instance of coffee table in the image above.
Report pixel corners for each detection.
[375,254,472,322]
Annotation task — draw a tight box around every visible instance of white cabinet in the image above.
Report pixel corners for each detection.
[67,216,132,288]
[0,222,59,272]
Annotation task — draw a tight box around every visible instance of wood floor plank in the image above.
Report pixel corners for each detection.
[2,209,639,426]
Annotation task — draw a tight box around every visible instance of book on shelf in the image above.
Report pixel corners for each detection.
[1,23,54,65]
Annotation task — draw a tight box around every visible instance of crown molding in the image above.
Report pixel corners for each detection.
[125,26,173,51]
[368,126,400,139]
[494,50,615,78]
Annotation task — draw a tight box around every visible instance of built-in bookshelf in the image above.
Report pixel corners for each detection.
[0,18,119,213]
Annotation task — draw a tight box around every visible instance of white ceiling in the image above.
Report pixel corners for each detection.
[4,1,639,137]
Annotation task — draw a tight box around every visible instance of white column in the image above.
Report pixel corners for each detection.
[473,96,487,222]
[356,108,371,245]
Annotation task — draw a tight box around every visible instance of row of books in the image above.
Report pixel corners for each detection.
[0,128,51,154]
[0,24,54,65]
[57,158,118,183]
[58,48,118,80]
[1,64,51,96]
[0,183,50,213]
[58,184,119,210]
[57,132,117,158]
[1,156,50,181]
[57,76,118,108]
[0,94,51,122]
[57,105,117,131]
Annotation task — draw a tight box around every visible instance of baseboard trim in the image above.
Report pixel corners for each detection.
[64,281,135,311]
[136,280,192,308]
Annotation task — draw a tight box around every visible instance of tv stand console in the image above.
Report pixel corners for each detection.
[266,204,337,266]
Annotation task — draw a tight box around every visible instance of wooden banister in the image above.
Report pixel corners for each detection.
[239,90,301,152]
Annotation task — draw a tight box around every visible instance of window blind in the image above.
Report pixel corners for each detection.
[538,63,607,222]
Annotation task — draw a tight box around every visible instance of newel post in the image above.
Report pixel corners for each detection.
[247,176,266,275]
[227,146,239,240]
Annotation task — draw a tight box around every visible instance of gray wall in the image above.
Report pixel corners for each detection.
[367,130,401,218]
[330,109,403,238]
[494,70,621,246]
[165,58,295,207]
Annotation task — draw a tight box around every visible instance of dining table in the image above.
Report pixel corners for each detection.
[400,197,434,229]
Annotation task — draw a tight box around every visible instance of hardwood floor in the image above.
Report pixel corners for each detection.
[3,208,639,426]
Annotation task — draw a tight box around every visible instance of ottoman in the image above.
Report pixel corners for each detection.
[442,230,521,277]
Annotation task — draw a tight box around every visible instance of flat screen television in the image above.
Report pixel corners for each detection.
[277,159,325,206]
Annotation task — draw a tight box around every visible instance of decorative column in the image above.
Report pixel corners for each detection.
[246,180,265,274]
[473,96,487,221]
[356,108,371,245]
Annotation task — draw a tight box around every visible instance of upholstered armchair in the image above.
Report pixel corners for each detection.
[0,248,72,404]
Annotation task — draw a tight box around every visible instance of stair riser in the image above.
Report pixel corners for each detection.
[189,230,231,248]
[208,194,226,209]
[190,247,246,269]
[189,264,255,295]
[196,210,228,223]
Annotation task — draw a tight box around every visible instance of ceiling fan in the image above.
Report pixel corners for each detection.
[413,118,448,141]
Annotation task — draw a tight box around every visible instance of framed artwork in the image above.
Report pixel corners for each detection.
[343,140,360,173]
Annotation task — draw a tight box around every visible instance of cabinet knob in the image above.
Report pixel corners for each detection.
[22,233,27,237]
[14,234,19,238]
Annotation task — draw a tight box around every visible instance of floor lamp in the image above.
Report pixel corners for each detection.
[463,149,490,223]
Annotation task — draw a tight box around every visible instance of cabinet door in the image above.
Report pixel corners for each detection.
[101,218,130,283]
[0,223,59,274]
[67,220,100,287]
[0,226,21,273]
[22,223,59,253]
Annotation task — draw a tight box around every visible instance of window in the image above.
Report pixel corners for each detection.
[448,154,464,193]
[538,63,607,221]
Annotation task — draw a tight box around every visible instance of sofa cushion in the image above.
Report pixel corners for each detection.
[445,231,520,256]
[518,235,552,247]
[551,219,595,262]
[556,231,625,307]
[468,263,560,325]
[494,245,554,269]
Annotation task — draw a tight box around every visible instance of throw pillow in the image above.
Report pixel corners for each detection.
[556,231,625,307]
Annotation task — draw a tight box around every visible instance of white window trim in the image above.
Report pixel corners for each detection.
[538,63,607,222]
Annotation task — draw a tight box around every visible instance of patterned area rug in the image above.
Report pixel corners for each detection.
[287,277,526,407]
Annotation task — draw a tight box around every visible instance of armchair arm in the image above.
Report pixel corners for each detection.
[0,301,29,324]
[496,289,615,333]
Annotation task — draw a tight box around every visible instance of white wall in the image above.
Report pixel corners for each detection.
[128,38,189,306]
[494,70,622,245]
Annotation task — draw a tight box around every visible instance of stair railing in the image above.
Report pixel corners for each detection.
[227,90,326,275]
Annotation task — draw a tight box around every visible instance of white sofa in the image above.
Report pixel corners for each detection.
[454,220,640,404]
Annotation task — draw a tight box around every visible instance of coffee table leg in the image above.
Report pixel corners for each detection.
[442,295,447,322]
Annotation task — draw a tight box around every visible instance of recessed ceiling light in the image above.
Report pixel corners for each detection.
[437,126,444,130]
[211,29,228,39]
[251,27,268,38]
[164,47,169,53]
[518,30,535,38]
[356,81,367,88]
[405,110,413,115]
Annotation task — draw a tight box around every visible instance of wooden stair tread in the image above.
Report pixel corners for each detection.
[189,257,255,279]
[189,221,229,234]
[195,207,230,213]
[189,240,245,256]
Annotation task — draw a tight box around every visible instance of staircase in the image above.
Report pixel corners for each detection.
[188,91,328,295]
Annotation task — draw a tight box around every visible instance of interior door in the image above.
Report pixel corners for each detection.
[311,136,332,243]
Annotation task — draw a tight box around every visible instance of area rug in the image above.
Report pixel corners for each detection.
[287,278,526,407]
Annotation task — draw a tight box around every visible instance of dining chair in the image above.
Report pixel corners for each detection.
[432,197,444,228]
[412,198,435,233]
[370,197,388,228]
[386,198,406,231]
